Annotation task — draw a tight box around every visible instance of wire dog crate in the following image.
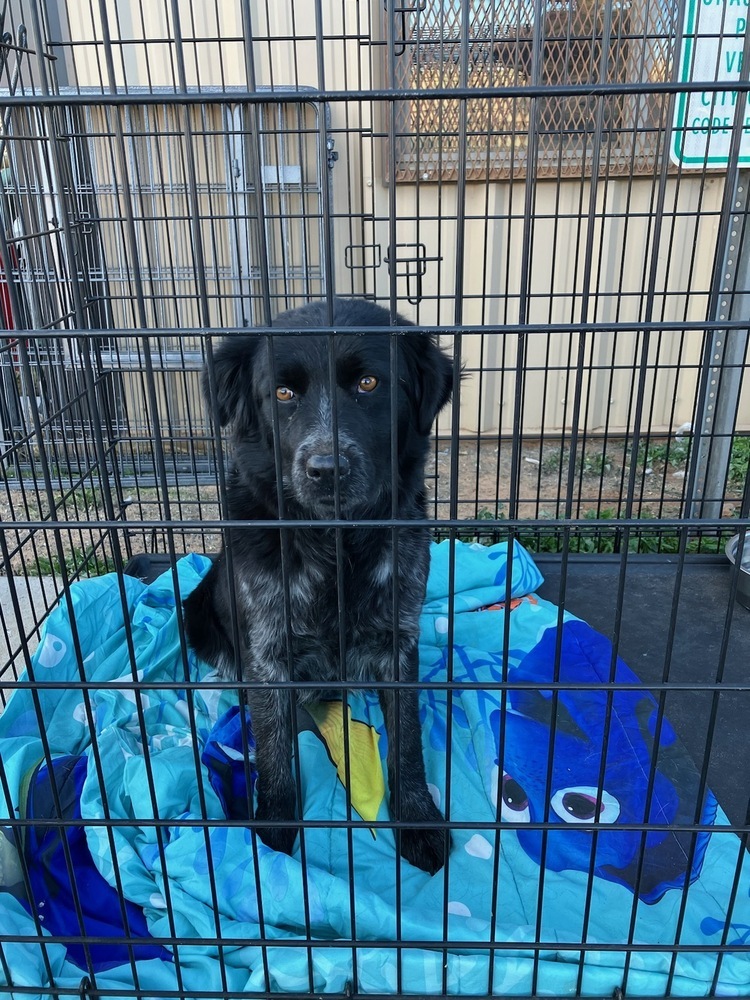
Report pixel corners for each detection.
[0,0,749,997]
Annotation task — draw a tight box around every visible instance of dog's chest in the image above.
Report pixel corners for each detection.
[241,550,404,674]
[286,554,393,635]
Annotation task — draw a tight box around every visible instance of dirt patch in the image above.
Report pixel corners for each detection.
[431,436,744,525]
[0,436,745,579]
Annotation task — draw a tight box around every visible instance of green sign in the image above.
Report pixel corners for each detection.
[672,0,750,167]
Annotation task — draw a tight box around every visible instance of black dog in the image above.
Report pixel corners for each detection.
[184,298,454,874]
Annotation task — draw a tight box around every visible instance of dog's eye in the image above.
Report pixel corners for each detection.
[276,386,295,402]
[357,375,378,394]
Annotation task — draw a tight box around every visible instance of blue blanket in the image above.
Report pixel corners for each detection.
[1,542,749,996]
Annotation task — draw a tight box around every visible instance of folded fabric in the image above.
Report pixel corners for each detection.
[0,541,748,997]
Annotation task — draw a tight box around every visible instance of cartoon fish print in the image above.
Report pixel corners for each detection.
[491,620,717,903]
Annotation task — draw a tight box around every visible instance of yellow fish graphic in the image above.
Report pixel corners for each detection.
[306,701,385,834]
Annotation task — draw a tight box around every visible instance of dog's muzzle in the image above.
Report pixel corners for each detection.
[292,434,365,511]
[305,452,351,483]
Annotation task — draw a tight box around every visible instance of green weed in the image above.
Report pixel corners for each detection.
[581,451,613,477]
[30,547,101,578]
[635,435,691,471]
[466,506,737,557]
[540,447,614,478]
[728,436,750,487]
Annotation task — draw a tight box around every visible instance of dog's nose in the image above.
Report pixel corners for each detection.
[306,453,350,481]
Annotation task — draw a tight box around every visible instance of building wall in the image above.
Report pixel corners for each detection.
[5,0,746,436]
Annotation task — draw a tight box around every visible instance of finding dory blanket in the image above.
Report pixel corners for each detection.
[1,542,749,997]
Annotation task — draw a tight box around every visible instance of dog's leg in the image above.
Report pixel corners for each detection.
[379,642,449,875]
[247,681,298,857]
[188,568,299,856]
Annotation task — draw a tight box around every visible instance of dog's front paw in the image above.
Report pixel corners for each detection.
[254,794,298,856]
[256,823,298,857]
[399,825,450,875]
[397,795,451,875]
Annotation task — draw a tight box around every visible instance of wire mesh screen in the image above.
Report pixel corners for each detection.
[0,0,749,999]
[390,0,673,180]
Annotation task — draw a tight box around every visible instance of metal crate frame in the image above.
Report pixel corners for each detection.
[0,1,749,998]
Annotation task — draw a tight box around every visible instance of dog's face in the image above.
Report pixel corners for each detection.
[205,299,454,516]
[255,333,404,515]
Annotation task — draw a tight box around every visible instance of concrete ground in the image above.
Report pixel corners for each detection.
[0,575,56,709]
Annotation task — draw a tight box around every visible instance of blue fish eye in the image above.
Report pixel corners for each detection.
[550,785,621,825]
[563,792,598,820]
[501,772,531,823]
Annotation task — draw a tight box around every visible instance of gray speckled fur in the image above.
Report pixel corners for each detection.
[183,298,454,875]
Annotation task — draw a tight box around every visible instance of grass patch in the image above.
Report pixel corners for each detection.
[729,436,750,487]
[540,447,614,478]
[632,432,747,486]
[28,546,103,579]
[635,436,692,472]
[435,506,738,556]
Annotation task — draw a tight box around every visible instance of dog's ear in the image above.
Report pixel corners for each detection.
[202,336,259,428]
[401,333,455,436]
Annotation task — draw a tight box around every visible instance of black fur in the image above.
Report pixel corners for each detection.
[184,298,454,874]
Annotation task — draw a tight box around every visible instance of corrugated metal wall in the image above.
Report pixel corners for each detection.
[16,0,748,438]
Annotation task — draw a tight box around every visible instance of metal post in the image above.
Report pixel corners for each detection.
[689,169,750,518]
